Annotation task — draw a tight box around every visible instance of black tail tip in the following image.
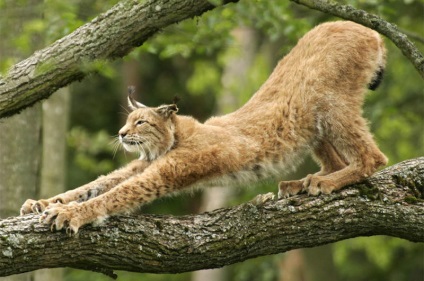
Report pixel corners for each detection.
[368,67,385,91]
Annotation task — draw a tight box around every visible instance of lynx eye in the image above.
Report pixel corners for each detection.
[135,120,145,126]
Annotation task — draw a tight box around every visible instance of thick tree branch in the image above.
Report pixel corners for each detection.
[290,0,424,78]
[1,158,423,277]
[0,0,239,118]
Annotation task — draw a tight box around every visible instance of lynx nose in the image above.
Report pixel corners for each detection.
[118,128,128,139]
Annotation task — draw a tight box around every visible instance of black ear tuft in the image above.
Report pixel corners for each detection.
[172,96,181,105]
[156,104,178,118]
[127,86,146,110]
[128,86,136,96]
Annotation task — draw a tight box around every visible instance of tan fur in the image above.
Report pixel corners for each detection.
[20,21,388,234]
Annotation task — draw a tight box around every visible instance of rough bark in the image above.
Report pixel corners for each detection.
[0,158,423,278]
[290,0,424,78]
[0,0,239,119]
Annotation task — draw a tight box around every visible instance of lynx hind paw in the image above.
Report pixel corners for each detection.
[278,180,304,199]
[303,174,337,196]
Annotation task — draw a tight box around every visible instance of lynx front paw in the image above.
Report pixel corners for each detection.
[20,197,67,215]
[40,203,85,235]
[20,199,50,215]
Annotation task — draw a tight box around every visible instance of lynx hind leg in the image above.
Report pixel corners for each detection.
[305,118,388,196]
[311,139,348,176]
[278,140,347,199]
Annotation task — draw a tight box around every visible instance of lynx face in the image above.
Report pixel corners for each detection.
[119,100,178,161]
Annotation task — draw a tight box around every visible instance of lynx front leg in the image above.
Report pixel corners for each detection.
[20,183,104,215]
[20,159,149,215]
[39,170,168,234]
[39,149,220,234]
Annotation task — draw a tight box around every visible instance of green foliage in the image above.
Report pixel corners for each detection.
[186,60,221,95]
[67,127,116,175]
[229,254,283,281]
[80,59,116,78]
[334,237,424,281]
[0,0,118,73]
[66,269,191,281]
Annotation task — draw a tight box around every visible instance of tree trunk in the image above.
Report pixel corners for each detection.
[0,2,43,281]
[0,108,41,281]
[0,158,422,278]
[32,87,70,281]
[303,245,339,281]
[279,249,305,281]
[0,107,42,218]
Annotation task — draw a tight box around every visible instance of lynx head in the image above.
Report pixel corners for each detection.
[119,86,178,161]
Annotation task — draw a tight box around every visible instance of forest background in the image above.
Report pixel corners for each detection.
[0,0,423,281]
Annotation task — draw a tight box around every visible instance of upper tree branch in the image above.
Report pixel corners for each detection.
[0,0,239,118]
[1,0,422,119]
[290,0,424,78]
[1,158,423,278]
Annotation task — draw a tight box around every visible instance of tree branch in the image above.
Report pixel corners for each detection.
[0,0,239,119]
[290,0,424,78]
[1,158,423,277]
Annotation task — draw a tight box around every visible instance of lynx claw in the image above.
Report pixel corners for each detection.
[20,199,46,215]
[40,204,82,235]
[307,186,321,196]
[33,202,44,214]
[66,226,78,237]
[20,198,60,215]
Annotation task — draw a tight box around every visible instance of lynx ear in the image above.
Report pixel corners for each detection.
[156,104,178,118]
[127,86,146,111]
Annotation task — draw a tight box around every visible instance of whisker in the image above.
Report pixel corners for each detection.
[112,140,121,159]
[119,105,131,115]
[109,135,120,145]
[137,142,147,159]
[109,135,122,159]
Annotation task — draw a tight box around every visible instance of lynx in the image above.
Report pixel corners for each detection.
[20,21,388,234]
